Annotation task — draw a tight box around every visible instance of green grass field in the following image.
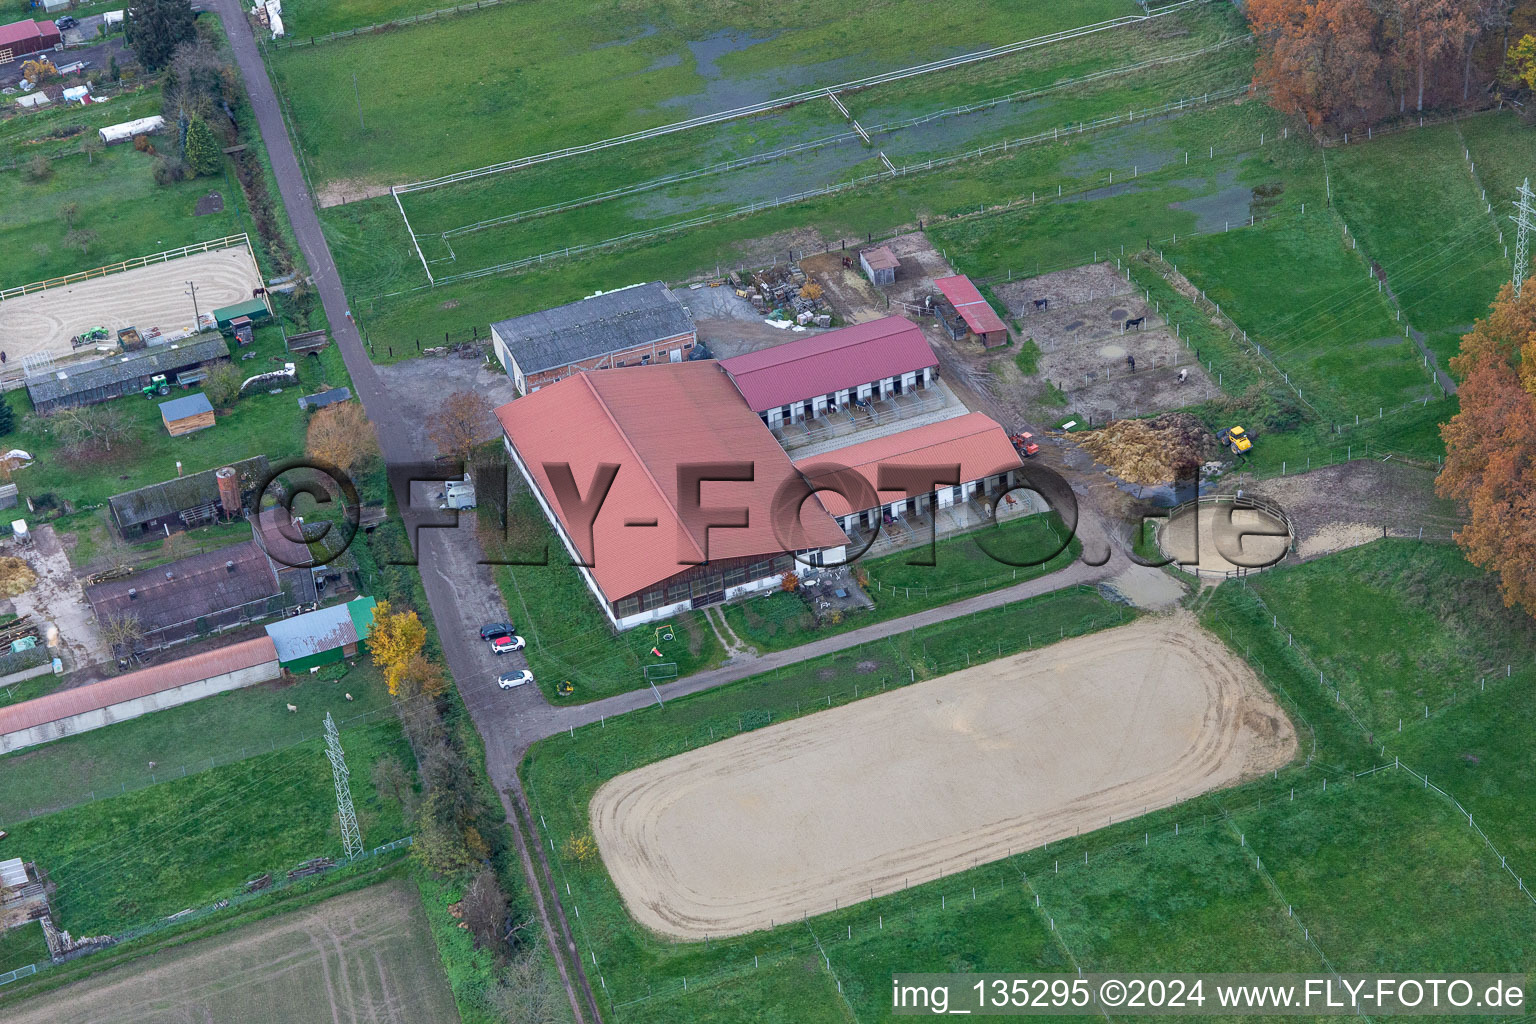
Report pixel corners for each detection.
[271,0,1145,185]
[0,714,413,944]
[1328,121,1508,335]
[394,13,1249,278]
[1169,207,1429,419]
[0,140,251,287]
[0,662,396,824]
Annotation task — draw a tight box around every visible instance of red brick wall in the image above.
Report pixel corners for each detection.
[518,330,697,393]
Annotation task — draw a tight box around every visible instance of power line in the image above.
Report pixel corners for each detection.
[325,712,363,860]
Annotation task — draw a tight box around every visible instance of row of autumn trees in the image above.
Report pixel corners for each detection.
[1438,281,1536,618]
[304,399,557,1019]
[1247,0,1530,131]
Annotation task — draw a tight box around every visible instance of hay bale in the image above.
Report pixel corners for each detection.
[1077,413,1216,486]
[0,556,36,598]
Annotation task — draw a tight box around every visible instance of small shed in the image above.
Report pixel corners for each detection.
[212,297,272,332]
[102,11,126,27]
[859,247,899,287]
[159,393,215,436]
[98,114,165,145]
[264,596,377,672]
[298,387,351,412]
[933,274,1009,348]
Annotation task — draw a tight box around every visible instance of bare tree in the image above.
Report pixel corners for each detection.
[80,133,104,166]
[459,867,509,951]
[100,612,145,659]
[488,954,562,1024]
[426,389,495,463]
[63,228,98,256]
[53,404,130,453]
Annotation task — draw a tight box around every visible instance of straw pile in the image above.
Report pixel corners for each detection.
[0,556,36,598]
[1077,413,1215,485]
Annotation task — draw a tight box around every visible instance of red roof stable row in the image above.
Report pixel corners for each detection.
[795,412,1022,517]
[933,275,1008,337]
[718,316,938,413]
[0,636,277,738]
[496,362,847,602]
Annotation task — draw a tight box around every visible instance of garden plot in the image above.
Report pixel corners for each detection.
[590,614,1294,939]
[999,262,1214,421]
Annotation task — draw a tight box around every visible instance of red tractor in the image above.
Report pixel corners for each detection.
[1009,432,1040,458]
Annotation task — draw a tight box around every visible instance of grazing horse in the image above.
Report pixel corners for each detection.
[1124,316,1146,330]
[1033,298,1049,311]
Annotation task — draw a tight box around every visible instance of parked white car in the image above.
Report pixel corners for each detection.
[498,670,533,690]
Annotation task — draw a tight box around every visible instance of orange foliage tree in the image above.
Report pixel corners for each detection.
[1248,0,1496,130]
[1436,279,1536,617]
[369,600,429,694]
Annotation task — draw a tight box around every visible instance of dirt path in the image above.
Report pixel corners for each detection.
[591,613,1295,939]
[9,525,104,667]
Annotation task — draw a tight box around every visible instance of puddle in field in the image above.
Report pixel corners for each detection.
[877,98,1057,162]
[688,30,778,79]
[628,134,875,218]
[1167,167,1250,233]
[647,53,683,71]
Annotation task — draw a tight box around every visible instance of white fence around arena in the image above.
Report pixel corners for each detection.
[0,235,255,301]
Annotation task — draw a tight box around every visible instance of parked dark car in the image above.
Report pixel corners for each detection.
[54,15,78,29]
[479,622,515,641]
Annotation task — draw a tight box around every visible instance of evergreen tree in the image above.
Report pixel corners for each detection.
[125,0,196,72]
[0,400,14,438]
[183,115,222,176]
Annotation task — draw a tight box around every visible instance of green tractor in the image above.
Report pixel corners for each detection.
[141,374,171,398]
[70,326,110,348]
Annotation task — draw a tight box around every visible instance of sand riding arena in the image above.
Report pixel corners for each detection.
[0,237,263,364]
[591,615,1295,939]
[1158,494,1295,578]
[995,263,1215,422]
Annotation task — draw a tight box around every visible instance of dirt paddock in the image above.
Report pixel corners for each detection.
[1,881,458,1024]
[591,615,1295,939]
[0,246,263,364]
[996,263,1214,421]
[1159,501,1294,576]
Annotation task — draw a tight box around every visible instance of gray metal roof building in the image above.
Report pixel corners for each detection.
[489,282,695,393]
[86,541,285,648]
[298,387,351,411]
[108,456,270,536]
[26,336,230,412]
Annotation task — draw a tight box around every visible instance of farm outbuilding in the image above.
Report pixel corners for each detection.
[86,541,286,650]
[264,596,376,672]
[933,275,1009,348]
[796,412,1028,534]
[718,315,939,429]
[159,393,215,435]
[298,387,351,411]
[212,296,272,332]
[107,455,269,537]
[24,336,228,412]
[0,20,62,64]
[0,636,280,754]
[98,114,165,145]
[489,281,697,395]
[859,246,899,286]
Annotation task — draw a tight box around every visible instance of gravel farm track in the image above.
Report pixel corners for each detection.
[1,881,458,1024]
[591,614,1296,939]
[0,247,263,363]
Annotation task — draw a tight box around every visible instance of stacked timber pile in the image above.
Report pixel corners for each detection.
[1077,413,1215,486]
